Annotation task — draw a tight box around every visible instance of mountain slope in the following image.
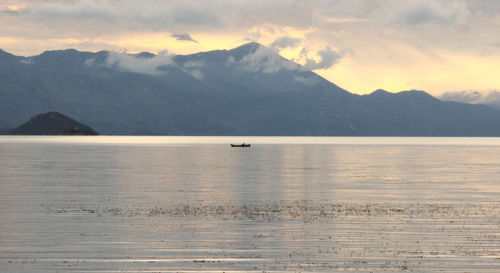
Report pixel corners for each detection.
[1,43,500,136]
[11,111,98,135]
[358,90,500,136]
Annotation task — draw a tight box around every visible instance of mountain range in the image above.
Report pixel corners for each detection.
[2,42,500,136]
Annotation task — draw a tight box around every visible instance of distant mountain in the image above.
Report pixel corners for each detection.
[0,128,12,135]
[1,43,500,136]
[439,90,500,110]
[11,112,98,135]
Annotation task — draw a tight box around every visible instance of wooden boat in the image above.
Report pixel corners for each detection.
[231,143,251,147]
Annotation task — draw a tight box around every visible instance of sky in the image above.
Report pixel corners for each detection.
[0,0,499,96]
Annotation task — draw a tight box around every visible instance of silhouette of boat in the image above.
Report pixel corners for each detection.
[231,143,251,147]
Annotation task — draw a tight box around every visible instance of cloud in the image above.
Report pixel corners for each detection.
[464,0,500,16]
[181,60,203,68]
[105,51,175,75]
[105,49,207,77]
[21,0,118,25]
[188,69,203,79]
[6,0,350,36]
[0,0,488,38]
[481,91,500,106]
[2,0,500,95]
[177,60,204,79]
[20,58,33,64]
[439,90,500,107]
[172,32,198,43]
[439,90,483,104]
[270,36,301,49]
[301,47,343,70]
[323,17,368,24]
[233,44,299,73]
[391,0,470,26]
[18,0,221,32]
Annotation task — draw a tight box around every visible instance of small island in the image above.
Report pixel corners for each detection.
[10,112,98,135]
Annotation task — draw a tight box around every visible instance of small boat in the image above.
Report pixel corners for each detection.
[231,143,251,147]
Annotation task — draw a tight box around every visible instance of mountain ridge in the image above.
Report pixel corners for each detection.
[1,43,500,136]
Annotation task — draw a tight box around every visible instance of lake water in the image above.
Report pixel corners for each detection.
[1,136,500,272]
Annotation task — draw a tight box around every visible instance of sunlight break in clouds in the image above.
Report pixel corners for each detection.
[0,0,499,95]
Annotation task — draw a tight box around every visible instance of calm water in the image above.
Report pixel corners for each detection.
[1,136,500,272]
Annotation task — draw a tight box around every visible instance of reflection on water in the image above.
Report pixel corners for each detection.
[1,136,500,272]
[2,135,500,145]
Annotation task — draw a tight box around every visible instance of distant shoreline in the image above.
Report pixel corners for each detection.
[2,135,500,147]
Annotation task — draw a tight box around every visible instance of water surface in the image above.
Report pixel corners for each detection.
[1,136,499,272]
